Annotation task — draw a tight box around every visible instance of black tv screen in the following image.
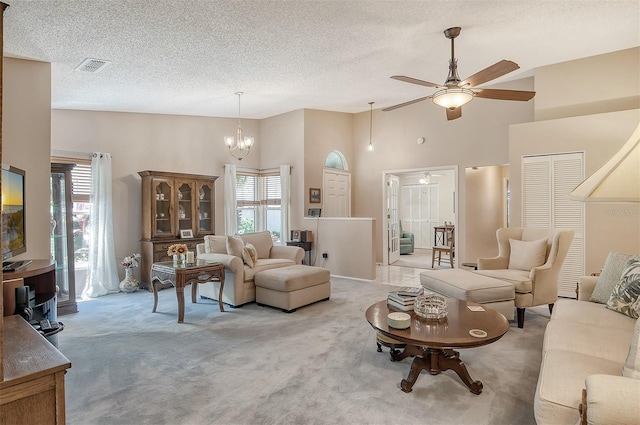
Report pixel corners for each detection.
[2,165,26,260]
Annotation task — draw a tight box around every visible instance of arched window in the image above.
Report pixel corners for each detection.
[324,150,348,170]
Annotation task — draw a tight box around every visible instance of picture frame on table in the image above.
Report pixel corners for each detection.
[309,188,321,203]
[180,229,194,239]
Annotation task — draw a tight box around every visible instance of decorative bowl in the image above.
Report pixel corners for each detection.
[414,294,448,320]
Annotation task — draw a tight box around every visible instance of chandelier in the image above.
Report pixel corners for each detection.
[224,92,254,161]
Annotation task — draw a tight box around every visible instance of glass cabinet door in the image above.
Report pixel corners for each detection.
[196,181,214,235]
[50,164,77,314]
[152,178,174,237]
[176,181,195,234]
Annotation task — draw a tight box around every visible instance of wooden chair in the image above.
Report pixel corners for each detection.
[431,226,454,268]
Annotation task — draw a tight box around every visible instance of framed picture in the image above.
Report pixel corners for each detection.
[180,229,194,239]
[309,188,321,203]
[308,208,321,217]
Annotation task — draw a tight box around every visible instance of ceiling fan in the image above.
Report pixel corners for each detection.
[383,27,536,120]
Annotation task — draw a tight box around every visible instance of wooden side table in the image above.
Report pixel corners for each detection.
[286,241,313,264]
[151,260,225,323]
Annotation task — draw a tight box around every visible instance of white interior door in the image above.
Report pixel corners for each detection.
[322,170,351,217]
[387,174,400,264]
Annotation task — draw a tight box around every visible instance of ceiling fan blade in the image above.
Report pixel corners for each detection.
[391,75,444,88]
[382,95,432,112]
[459,60,520,88]
[446,107,462,120]
[473,88,536,101]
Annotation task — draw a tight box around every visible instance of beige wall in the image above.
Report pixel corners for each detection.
[303,109,354,215]
[351,78,535,263]
[3,58,51,261]
[259,109,305,230]
[463,166,505,263]
[51,109,260,280]
[535,47,640,121]
[508,47,640,275]
[510,110,640,274]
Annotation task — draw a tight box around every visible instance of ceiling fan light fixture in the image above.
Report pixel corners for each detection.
[432,88,474,109]
[419,173,431,185]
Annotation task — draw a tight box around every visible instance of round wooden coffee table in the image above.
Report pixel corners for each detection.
[365,298,509,394]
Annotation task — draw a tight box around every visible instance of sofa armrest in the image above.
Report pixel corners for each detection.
[577,276,598,301]
[196,252,244,274]
[580,374,640,425]
[477,256,509,270]
[196,243,205,256]
[270,245,304,264]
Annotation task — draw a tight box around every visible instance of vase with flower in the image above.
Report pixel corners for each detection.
[167,243,188,266]
[120,253,140,293]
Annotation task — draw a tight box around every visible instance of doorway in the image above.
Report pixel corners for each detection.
[382,166,458,266]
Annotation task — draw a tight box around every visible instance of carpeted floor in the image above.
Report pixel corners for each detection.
[58,277,547,425]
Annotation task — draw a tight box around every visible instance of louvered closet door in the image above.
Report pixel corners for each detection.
[523,153,584,298]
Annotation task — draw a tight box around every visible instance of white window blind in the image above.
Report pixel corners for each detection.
[71,163,92,202]
[523,153,584,298]
[263,174,281,206]
[236,174,258,207]
[235,171,283,240]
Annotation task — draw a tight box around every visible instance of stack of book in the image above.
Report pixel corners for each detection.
[387,286,424,311]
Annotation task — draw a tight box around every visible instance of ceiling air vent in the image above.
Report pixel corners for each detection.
[75,58,111,73]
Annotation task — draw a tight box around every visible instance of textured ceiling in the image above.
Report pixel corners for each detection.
[3,0,640,119]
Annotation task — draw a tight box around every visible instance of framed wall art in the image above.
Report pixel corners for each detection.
[309,188,321,203]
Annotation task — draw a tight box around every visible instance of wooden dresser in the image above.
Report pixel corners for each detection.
[1,316,71,424]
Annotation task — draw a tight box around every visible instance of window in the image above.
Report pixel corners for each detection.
[51,157,92,266]
[235,171,282,243]
[324,150,348,170]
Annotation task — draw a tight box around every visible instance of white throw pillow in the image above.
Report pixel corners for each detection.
[623,318,640,379]
[591,252,635,304]
[242,243,258,268]
[204,235,228,254]
[226,235,244,258]
[508,238,547,271]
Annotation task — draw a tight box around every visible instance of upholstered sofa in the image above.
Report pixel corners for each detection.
[534,273,640,424]
[196,231,304,307]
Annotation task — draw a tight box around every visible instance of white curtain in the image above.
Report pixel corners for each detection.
[224,164,237,235]
[82,153,119,298]
[280,165,291,246]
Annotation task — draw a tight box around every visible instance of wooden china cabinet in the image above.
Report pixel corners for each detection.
[138,170,218,288]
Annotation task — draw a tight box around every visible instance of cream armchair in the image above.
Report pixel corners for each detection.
[474,227,574,328]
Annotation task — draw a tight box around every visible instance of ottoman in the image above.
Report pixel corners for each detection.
[254,265,331,312]
[420,269,515,320]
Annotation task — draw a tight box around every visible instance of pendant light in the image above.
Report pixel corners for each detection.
[224,92,254,161]
[367,101,374,152]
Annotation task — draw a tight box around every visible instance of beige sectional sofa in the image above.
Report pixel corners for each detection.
[196,231,304,307]
[534,275,640,424]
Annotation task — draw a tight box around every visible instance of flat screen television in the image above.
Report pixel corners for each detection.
[2,164,26,261]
